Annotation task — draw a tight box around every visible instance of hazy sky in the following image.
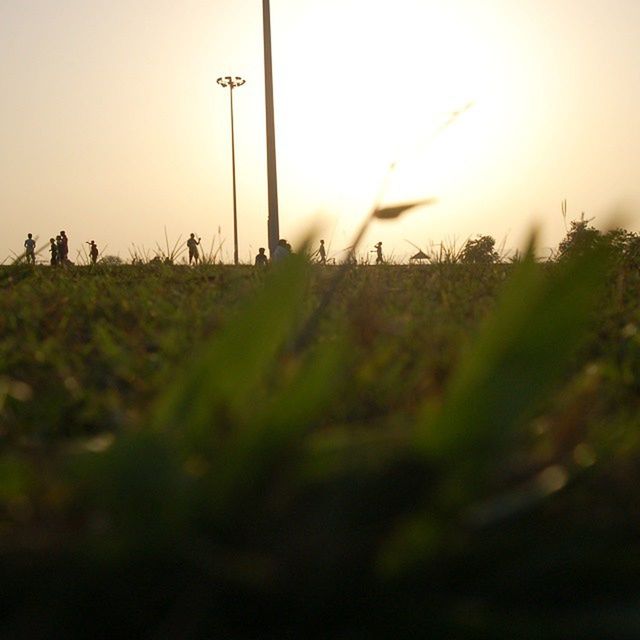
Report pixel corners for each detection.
[1,0,639,263]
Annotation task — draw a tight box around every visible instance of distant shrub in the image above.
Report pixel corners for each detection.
[558,219,640,266]
[602,227,640,267]
[100,255,123,265]
[558,217,602,258]
[460,235,500,264]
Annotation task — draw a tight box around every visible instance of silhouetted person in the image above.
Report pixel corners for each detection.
[24,234,36,264]
[49,238,58,266]
[318,239,327,264]
[187,233,201,264]
[60,231,69,264]
[55,235,64,265]
[255,247,268,267]
[272,238,291,263]
[374,242,384,264]
[88,240,99,264]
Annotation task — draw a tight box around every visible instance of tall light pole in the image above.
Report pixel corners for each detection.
[262,0,279,256]
[217,75,245,265]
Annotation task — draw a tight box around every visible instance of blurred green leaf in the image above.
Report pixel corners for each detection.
[70,431,188,556]
[208,337,348,509]
[152,253,311,446]
[416,240,609,485]
[0,455,33,501]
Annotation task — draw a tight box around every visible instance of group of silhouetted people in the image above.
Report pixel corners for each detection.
[48,232,70,266]
[271,239,293,263]
[23,230,383,267]
[256,239,384,266]
[253,239,292,266]
[23,232,99,266]
[185,233,294,267]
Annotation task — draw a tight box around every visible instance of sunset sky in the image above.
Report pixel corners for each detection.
[1,0,639,263]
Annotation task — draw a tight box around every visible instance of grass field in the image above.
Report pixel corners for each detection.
[1,234,640,638]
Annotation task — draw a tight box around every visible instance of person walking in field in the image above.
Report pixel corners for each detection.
[24,234,36,264]
[318,239,327,264]
[255,247,268,267]
[187,233,201,265]
[49,238,58,266]
[374,241,384,265]
[88,240,99,264]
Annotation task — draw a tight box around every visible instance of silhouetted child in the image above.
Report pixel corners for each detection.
[24,234,36,264]
[255,247,268,267]
[49,238,58,266]
[88,240,99,264]
[187,233,201,264]
[374,242,384,264]
[318,239,327,264]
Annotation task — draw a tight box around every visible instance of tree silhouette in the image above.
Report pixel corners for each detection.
[460,235,500,264]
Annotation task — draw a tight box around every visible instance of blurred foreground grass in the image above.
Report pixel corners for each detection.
[1,251,640,638]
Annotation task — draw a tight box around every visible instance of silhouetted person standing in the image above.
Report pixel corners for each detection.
[88,241,99,264]
[60,231,69,264]
[24,234,36,264]
[318,239,327,264]
[255,247,268,267]
[187,233,201,264]
[49,238,58,266]
[374,242,384,264]
[55,236,63,265]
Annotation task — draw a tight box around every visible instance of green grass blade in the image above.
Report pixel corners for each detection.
[416,243,609,481]
[152,254,311,446]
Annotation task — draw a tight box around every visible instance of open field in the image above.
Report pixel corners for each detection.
[1,247,640,638]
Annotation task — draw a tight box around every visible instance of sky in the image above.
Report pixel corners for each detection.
[1,0,639,263]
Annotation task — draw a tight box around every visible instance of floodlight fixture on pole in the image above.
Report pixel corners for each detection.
[217,75,246,265]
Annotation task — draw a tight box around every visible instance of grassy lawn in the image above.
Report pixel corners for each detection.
[1,252,640,638]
